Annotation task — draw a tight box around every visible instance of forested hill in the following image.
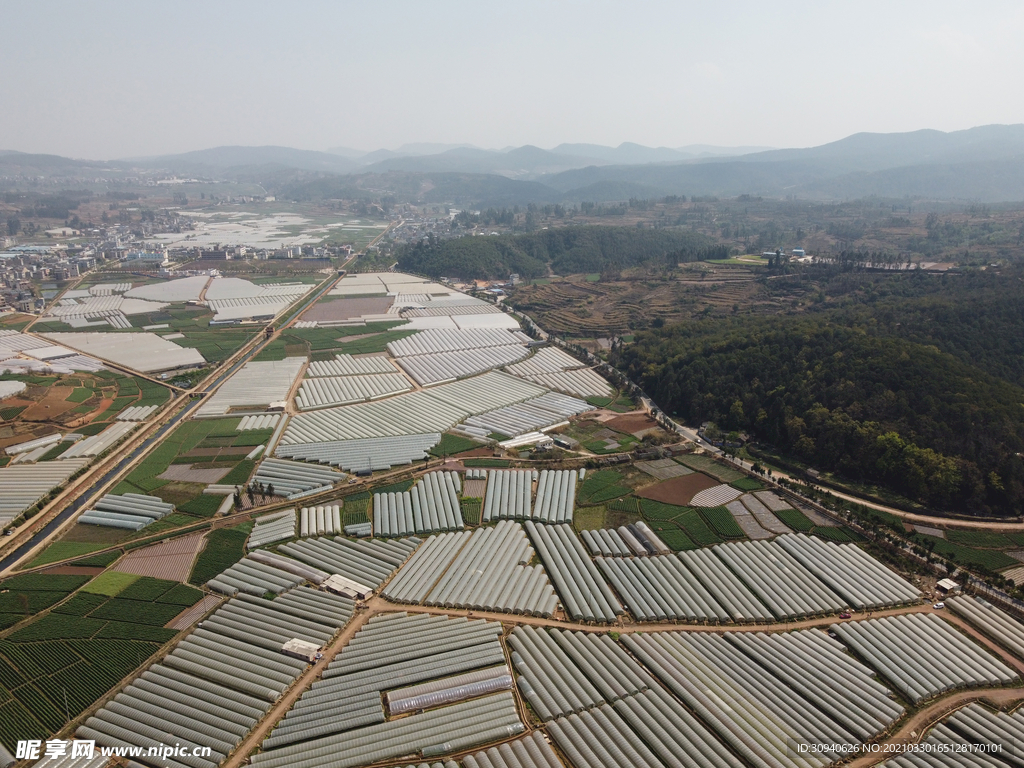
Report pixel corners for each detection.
[395,227,723,280]
[613,269,1024,517]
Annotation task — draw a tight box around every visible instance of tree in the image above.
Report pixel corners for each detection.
[6,218,19,236]
[266,483,275,497]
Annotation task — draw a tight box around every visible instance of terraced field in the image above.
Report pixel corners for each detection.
[510,266,784,336]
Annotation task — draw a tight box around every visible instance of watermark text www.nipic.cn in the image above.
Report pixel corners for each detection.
[16,739,214,760]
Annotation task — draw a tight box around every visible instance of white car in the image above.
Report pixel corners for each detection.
[933,602,945,609]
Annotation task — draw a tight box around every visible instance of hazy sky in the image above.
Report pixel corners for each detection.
[3,1,1023,159]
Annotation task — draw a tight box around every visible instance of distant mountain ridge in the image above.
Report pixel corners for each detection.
[5,125,1024,204]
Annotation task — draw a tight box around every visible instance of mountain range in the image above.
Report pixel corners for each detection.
[3,125,1024,205]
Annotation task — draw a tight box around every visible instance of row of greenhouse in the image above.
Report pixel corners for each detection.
[276,432,442,473]
[397,345,530,386]
[248,508,298,549]
[387,328,532,357]
[880,702,1024,768]
[454,392,592,440]
[299,504,342,537]
[582,534,923,624]
[526,522,624,623]
[79,491,174,531]
[256,612,517,767]
[624,628,905,768]
[480,469,582,524]
[581,522,670,558]
[252,457,346,498]
[382,521,557,616]
[373,471,464,536]
[510,625,653,721]
[828,612,1017,703]
[296,372,412,410]
[77,587,355,768]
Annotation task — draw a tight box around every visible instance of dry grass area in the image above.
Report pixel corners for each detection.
[20,386,78,421]
[510,265,795,336]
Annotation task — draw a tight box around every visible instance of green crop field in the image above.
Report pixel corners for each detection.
[460,498,482,526]
[81,572,139,597]
[0,571,199,748]
[648,523,697,551]
[811,526,861,542]
[67,387,93,403]
[701,506,746,538]
[464,459,510,468]
[577,470,632,505]
[608,497,641,515]
[675,454,746,483]
[71,550,123,568]
[946,529,1017,549]
[730,477,763,492]
[28,541,105,568]
[113,419,255,518]
[189,526,250,586]
[639,498,687,521]
[674,509,725,547]
[775,507,815,533]
[914,534,1018,572]
[429,433,481,457]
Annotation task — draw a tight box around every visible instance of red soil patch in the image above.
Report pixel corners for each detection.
[21,386,81,422]
[456,447,496,458]
[635,472,719,505]
[40,566,105,576]
[605,413,659,435]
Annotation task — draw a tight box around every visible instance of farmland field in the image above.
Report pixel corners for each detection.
[0,571,198,749]
[188,524,251,586]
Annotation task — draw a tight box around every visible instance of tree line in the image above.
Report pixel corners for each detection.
[396,226,715,280]
[613,269,1024,516]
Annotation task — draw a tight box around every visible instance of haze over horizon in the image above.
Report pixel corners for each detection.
[3,0,1023,160]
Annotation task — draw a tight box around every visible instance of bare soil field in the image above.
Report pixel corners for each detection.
[115,532,206,581]
[462,479,487,498]
[605,413,659,435]
[21,386,77,421]
[157,464,232,483]
[40,565,105,576]
[635,472,719,505]
[167,594,222,630]
[303,296,392,322]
